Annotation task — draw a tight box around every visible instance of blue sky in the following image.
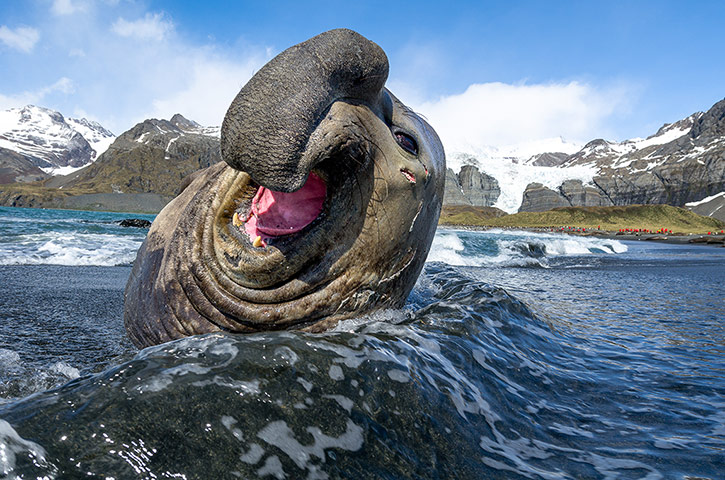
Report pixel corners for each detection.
[1,0,724,154]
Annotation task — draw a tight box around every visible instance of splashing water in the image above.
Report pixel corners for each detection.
[0,210,723,479]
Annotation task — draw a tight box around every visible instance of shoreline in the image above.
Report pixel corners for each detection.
[437,224,725,246]
[2,204,724,247]
[0,203,158,217]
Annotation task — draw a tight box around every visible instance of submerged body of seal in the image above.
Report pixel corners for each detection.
[124,29,445,348]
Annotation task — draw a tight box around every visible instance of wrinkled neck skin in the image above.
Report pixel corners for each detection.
[124,29,445,348]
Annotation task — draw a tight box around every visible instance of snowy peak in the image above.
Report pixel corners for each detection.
[124,115,220,148]
[515,99,725,214]
[653,113,701,138]
[445,136,582,173]
[0,105,115,175]
[169,113,200,131]
[561,112,703,173]
[67,116,115,155]
[170,113,220,137]
[104,115,221,164]
[59,114,222,198]
[689,98,725,139]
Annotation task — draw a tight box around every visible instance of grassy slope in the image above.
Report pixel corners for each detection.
[439,205,725,234]
[0,182,82,207]
[438,205,508,225]
[0,183,170,213]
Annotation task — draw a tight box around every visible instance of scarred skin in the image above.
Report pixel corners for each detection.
[123,29,445,348]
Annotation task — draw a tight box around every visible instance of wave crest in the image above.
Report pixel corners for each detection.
[427,229,627,267]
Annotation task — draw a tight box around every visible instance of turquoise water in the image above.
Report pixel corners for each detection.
[0,208,724,479]
[0,206,154,266]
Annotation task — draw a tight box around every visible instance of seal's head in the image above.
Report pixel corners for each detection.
[124,29,445,348]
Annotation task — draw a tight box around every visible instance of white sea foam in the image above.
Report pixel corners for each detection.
[0,231,143,266]
[496,230,628,256]
[426,233,487,266]
[0,348,81,404]
[427,230,627,267]
[49,361,80,380]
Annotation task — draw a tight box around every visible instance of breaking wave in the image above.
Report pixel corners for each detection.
[0,206,151,266]
[427,229,627,267]
[0,231,144,266]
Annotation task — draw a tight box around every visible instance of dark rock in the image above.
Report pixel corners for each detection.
[53,118,222,198]
[458,165,501,206]
[686,194,725,222]
[118,218,152,228]
[527,152,569,167]
[518,183,570,212]
[443,168,471,206]
[0,147,49,183]
[443,164,501,207]
[170,114,201,131]
[689,98,725,140]
[559,180,612,207]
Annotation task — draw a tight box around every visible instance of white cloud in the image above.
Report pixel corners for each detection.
[148,54,267,127]
[0,25,40,53]
[0,77,74,110]
[51,0,85,15]
[412,81,632,155]
[111,12,173,41]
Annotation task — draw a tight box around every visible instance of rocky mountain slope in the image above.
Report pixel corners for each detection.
[51,114,221,197]
[444,165,501,207]
[440,98,725,220]
[0,147,48,184]
[516,99,725,219]
[0,113,221,211]
[0,105,115,181]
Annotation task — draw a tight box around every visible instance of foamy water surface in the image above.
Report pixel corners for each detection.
[0,206,153,266]
[428,228,627,267]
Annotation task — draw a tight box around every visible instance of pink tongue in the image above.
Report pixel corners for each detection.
[245,172,326,238]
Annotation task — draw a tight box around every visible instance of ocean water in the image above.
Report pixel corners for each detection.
[0,207,723,479]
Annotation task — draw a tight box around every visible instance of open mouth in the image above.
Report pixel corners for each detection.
[234,172,327,247]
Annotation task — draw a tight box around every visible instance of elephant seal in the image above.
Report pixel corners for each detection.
[124,29,445,348]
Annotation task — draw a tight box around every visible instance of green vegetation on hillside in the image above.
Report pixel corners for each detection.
[0,183,170,213]
[438,205,507,225]
[439,204,725,234]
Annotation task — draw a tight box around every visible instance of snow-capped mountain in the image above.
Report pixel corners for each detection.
[51,113,222,198]
[561,113,702,171]
[445,136,582,173]
[167,113,221,138]
[446,98,725,217]
[0,105,115,176]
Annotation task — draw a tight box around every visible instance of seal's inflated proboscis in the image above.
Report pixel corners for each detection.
[124,29,445,347]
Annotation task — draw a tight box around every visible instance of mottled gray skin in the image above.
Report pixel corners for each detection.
[124,29,445,348]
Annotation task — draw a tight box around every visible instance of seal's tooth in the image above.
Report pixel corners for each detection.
[233,212,243,227]
[253,236,264,248]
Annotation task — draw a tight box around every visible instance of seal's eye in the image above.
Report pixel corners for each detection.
[395,131,418,156]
